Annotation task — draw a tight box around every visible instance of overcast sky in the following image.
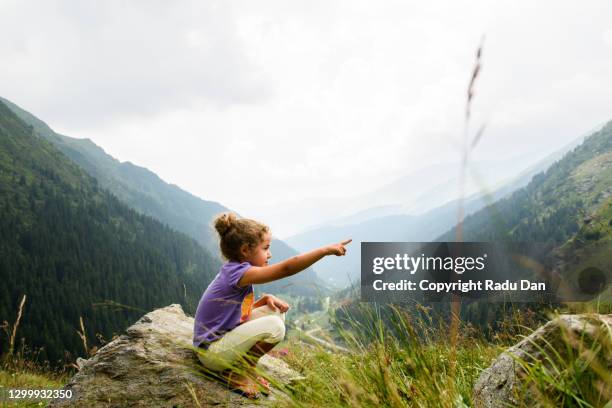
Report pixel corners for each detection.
[2,0,612,237]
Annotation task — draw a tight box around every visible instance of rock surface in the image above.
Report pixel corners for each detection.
[473,314,612,407]
[50,304,304,407]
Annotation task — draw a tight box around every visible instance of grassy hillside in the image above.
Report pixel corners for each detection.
[279,303,610,407]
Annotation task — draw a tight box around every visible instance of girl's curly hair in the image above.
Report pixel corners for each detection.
[213,213,270,261]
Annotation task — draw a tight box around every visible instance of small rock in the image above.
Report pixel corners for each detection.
[75,358,87,370]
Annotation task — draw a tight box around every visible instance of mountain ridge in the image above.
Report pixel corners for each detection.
[1,97,325,296]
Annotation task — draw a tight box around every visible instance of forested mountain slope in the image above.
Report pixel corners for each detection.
[1,97,226,253]
[1,97,324,296]
[438,121,612,298]
[439,121,612,245]
[0,100,218,364]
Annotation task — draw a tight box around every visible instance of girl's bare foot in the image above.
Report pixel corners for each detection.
[256,376,271,395]
[226,372,261,399]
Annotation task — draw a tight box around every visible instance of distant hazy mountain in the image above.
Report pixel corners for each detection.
[249,152,562,238]
[286,128,592,288]
[1,97,324,296]
[286,193,498,288]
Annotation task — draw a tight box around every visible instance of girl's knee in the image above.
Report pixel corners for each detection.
[265,315,285,344]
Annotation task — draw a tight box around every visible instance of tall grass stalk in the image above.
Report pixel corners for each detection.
[449,38,485,403]
[8,294,26,357]
[76,316,88,356]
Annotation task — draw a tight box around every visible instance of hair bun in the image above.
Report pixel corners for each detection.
[214,213,236,237]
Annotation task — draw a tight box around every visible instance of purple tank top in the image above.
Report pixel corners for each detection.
[193,261,254,347]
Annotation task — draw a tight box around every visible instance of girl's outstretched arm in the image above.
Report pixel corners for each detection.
[238,239,352,286]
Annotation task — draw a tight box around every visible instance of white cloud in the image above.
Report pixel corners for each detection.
[1,0,271,127]
[604,28,612,47]
[2,0,612,236]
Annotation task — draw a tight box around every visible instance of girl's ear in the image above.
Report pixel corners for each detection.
[239,243,251,261]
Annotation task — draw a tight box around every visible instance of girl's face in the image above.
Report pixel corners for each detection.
[242,233,272,266]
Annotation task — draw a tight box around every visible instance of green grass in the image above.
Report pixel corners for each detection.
[270,303,611,408]
[274,304,500,407]
[278,337,500,407]
[0,338,70,408]
[0,370,65,389]
[0,367,68,408]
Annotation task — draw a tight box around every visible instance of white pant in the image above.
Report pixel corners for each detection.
[197,305,286,372]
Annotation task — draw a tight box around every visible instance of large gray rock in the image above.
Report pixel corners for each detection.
[473,314,612,407]
[50,304,304,407]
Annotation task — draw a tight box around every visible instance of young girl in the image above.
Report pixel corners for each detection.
[193,212,351,397]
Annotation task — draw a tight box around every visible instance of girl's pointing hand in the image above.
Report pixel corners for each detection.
[326,239,352,256]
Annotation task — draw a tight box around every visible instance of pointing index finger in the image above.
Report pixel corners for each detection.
[341,239,352,245]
